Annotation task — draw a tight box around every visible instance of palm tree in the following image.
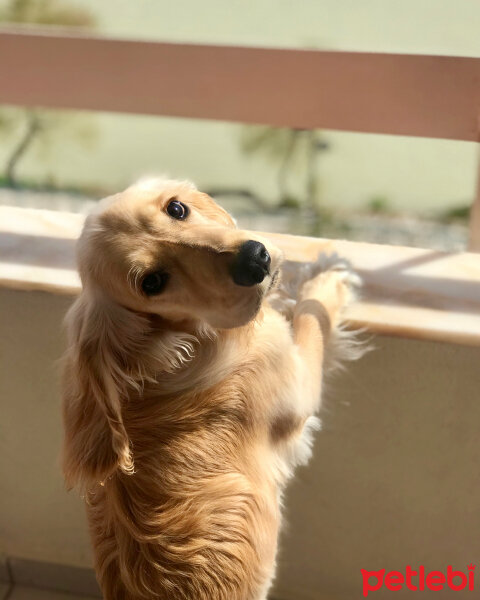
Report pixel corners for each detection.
[239,125,329,217]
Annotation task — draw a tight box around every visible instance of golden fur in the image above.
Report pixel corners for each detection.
[62,177,357,599]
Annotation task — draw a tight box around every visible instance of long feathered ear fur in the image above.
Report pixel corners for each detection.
[61,292,147,490]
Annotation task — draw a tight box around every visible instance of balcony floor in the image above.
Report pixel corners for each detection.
[1,585,98,600]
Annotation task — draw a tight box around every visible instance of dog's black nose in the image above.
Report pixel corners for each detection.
[231,240,271,286]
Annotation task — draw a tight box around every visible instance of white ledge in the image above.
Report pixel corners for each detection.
[1,205,480,347]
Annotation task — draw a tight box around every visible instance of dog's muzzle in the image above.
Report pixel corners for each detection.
[231,240,271,286]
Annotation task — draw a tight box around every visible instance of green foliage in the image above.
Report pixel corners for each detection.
[240,125,329,218]
[278,195,301,209]
[240,127,297,162]
[0,0,95,27]
[439,204,470,223]
[367,195,391,214]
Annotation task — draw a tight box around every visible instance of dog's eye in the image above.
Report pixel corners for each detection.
[141,271,169,296]
[166,199,189,220]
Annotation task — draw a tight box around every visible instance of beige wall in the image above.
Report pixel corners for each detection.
[0,289,91,569]
[1,286,479,598]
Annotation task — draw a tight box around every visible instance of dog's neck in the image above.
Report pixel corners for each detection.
[86,291,261,399]
[137,310,261,397]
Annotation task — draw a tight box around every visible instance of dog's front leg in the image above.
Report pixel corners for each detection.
[292,265,354,415]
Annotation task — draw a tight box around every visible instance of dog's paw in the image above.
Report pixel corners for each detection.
[270,252,361,322]
[297,253,361,324]
[283,252,361,298]
[267,290,297,320]
[295,253,369,370]
[306,252,362,291]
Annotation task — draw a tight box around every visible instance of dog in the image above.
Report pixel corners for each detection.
[61,177,359,600]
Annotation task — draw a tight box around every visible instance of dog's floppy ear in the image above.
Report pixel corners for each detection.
[61,292,145,489]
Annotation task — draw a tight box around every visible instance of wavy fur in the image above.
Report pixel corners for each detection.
[62,178,363,599]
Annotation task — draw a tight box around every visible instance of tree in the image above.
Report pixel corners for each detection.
[239,125,329,218]
[0,0,96,187]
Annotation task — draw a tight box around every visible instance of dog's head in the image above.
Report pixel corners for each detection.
[78,178,282,329]
[62,178,282,488]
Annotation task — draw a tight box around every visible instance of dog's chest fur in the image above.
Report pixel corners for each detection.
[129,306,319,488]
[89,306,321,599]
[193,305,321,487]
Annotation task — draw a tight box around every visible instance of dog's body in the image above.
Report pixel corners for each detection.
[62,178,357,600]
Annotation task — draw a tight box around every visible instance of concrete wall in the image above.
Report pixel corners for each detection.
[0,289,91,569]
[1,286,479,598]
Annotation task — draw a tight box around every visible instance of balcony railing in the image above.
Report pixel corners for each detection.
[2,26,480,251]
[1,26,480,347]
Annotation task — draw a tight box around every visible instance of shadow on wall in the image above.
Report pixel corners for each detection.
[273,336,480,600]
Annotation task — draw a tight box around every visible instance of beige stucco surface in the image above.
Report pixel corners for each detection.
[1,286,479,599]
[0,289,92,569]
